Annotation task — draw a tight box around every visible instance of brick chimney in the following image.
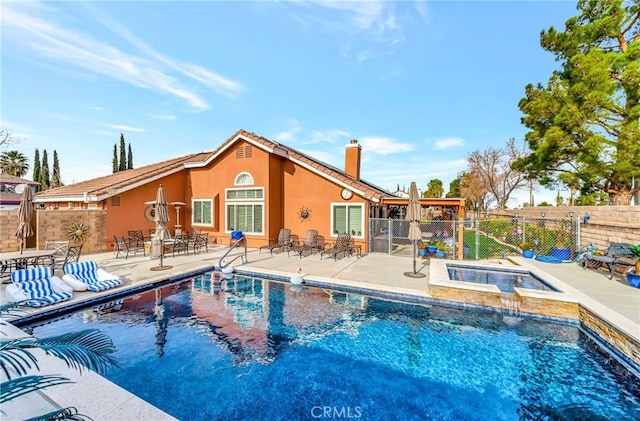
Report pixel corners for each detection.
[344,139,361,180]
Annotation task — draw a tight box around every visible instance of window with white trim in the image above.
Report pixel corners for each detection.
[234,172,254,185]
[192,199,213,226]
[225,187,264,235]
[331,203,364,237]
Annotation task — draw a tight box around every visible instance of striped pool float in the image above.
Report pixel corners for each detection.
[10,267,72,307]
[63,261,122,292]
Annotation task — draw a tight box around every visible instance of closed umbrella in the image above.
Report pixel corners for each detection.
[404,182,425,278]
[151,184,172,271]
[15,186,34,254]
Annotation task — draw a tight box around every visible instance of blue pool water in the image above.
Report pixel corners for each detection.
[447,265,558,292]
[23,272,640,420]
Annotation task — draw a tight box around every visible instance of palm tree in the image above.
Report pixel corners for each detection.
[0,150,29,177]
[1,302,118,420]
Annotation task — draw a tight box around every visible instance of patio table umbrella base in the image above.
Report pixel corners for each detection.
[151,265,173,271]
[403,271,426,278]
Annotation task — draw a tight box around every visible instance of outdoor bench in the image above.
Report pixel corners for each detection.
[582,242,636,279]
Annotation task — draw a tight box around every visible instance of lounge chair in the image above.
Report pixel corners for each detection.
[260,228,294,254]
[287,230,318,257]
[6,267,73,307]
[62,261,123,292]
[582,242,636,279]
[320,233,352,260]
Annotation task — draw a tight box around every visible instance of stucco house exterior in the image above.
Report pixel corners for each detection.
[33,129,465,254]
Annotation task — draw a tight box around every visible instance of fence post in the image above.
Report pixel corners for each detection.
[388,218,393,255]
[475,218,479,260]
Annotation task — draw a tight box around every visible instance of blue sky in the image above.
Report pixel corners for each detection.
[1,1,578,206]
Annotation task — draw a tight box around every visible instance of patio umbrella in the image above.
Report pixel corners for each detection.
[15,186,34,254]
[151,184,172,271]
[404,182,425,278]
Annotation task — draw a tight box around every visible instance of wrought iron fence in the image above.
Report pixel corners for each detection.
[369,216,580,261]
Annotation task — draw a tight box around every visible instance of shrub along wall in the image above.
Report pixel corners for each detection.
[0,209,108,254]
[492,206,640,250]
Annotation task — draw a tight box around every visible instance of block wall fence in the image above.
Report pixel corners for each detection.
[0,209,108,254]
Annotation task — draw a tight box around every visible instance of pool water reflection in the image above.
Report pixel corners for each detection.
[24,272,640,420]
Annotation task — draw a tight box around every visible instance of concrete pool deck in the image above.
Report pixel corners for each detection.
[2,245,639,420]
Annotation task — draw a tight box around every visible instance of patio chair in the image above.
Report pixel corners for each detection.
[128,230,146,246]
[6,267,73,307]
[260,228,293,254]
[288,229,321,258]
[44,240,70,272]
[320,233,352,260]
[192,232,209,254]
[114,235,145,259]
[62,261,123,292]
[172,234,191,257]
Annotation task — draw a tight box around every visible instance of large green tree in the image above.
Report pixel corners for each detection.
[127,143,133,170]
[41,150,50,190]
[516,0,640,205]
[51,150,62,188]
[32,149,41,192]
[112,144,118,173]
[118,133,126,171]
[423,179,444,198]
[0,150,29,177]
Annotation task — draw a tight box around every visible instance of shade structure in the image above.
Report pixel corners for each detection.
[151,184,172,271]
[404,182,426,278]
[15,187,34,254]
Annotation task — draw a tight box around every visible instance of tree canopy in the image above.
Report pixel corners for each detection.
[0,150,29,177]
[423,179,444,198]
[516,0,640,205]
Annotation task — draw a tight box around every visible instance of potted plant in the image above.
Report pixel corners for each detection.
[435,241,447,258]
[417,241,428,257]
[626,244,640,288]
[519,242,536,259]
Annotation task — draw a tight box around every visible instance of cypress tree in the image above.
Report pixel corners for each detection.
[32,149,41,192]
[119,133,126,171]
[51,150,61,188]
[112,144,118,173]
[41,150,50,190]
[127,143,133,169]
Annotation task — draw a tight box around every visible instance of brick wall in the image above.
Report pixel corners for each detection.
[1,209,108,254]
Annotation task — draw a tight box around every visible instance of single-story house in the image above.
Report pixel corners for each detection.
[0,174,41,210]
[34,129,465,254]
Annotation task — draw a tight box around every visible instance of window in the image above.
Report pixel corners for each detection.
[192,199,213,225]
[226,188,263,199]
[331,204,364,237]
[234,172,254,185]
[226,203,263,234]
[226,187,264,235]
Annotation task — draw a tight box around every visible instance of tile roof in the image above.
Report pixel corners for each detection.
[34,152,211,201]
[34,129,396,202]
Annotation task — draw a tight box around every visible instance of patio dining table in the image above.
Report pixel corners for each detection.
[0,249,58,281]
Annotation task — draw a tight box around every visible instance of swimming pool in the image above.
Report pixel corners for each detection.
[446,264,558,293]
[22,272,640,420]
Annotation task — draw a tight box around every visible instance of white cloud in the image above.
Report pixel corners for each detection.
[433,137,465,150]
[1,2,245,111]
[359,136,414,155]
[149,114,177,121]
[107,124,145,132]
[285,1,422,61]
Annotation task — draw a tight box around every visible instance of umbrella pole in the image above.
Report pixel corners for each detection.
[160,240,164,267]
[413,240,417,274]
